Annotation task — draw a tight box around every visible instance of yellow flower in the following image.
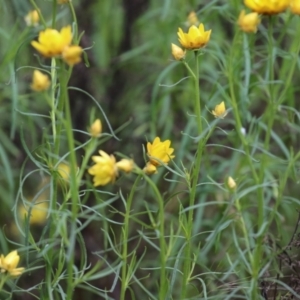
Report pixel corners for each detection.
[19,202,48,225]
[24,10,39,27]
[31,70,50,92]
[143,162,157,175]
[171,43,186,60]
[62,45,83,66]
[57,162,71,181]
[31,26,72,57]
[244,0,290,14]
[177,23,211,50]
[0,250,24,277]
[212,101,227,118]
[89,119,102,137]
[227,176,237,190]
[187,11,199,26]
[116,159,134,173]
[290,0,300,14]
[88,150,118,186]
[238,10,260,33]
[145,137,175,170]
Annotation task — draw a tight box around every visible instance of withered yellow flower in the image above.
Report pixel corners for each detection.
[187,11,199,26]
[31,26,72,57]
[212,101,227,118]
[171,43,186,60]
[244,0,290,14]
[238,10,260,33]
[31,70,50,92]
[89,119,102,137]
[227,176,237,190]
[0,250,24,277]
[62,45,83,66]
[290,0,300,14]
[116,159,134,173]
[147,137,175,166]
[178,23,211,50]
[88,150,118,186]
[24,10,39,27]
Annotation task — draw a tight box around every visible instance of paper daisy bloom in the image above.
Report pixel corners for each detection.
[171,43,186,60]
[177,23,211,50]
[116,159,134,173]
[88,150,118,186]
[244,0,290,14]
[227,176,237,190]
[0,250,24,277]
[89,119,102,137]
[187,11,199,26]
[31,26,72,57]
[143,137,175,175]
[24,10,39,27]
[290,0,300,14]
[62,45,83,66]
[212,101,227,118]
[31,70,50,92]
[238,10,260,33]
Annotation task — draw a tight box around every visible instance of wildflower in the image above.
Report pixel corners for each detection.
[62,45,83,66]
[227,176,237,190]
[88,150,118,186]
[24,10,39,27]
[116,159,134,173]
[290,0,300,14]
[171,43,186,60]
[19,202,48,225]
[89,119,102,137]
[187,11,199,26]
[238,10,260,33]
[57,162,71,181]
[212,101,227,118]
[31,70,50,92]
[178,23,211,50]
[143,162,158,175]
[244,0,290,14]
[143,137,174,175]
[0,250,24,277]
[31,26,72,57]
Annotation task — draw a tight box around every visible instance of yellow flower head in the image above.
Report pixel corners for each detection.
[62,45,83,66]
[19,202,48,225]
[212,101,227,118]
[227,176,237,190]
[0,250,24,277]
[116,159,134,173]
[171,43,186,60]
[143,162,158,175]
[146,137,175,167]
[238,10,260,33]
[31,26,72,57]
[88,150,118,186]
[24,10,39,27]
[244,0,290,14]
[31,70,50,92]
[290,0,300,14]
[187,11,199,26]
[89,119,102,137]
[178,23,211,50]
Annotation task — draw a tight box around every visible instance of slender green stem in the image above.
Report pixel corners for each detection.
[142,173,167,299]
[180,52,203,299]
[120,175,142,300]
